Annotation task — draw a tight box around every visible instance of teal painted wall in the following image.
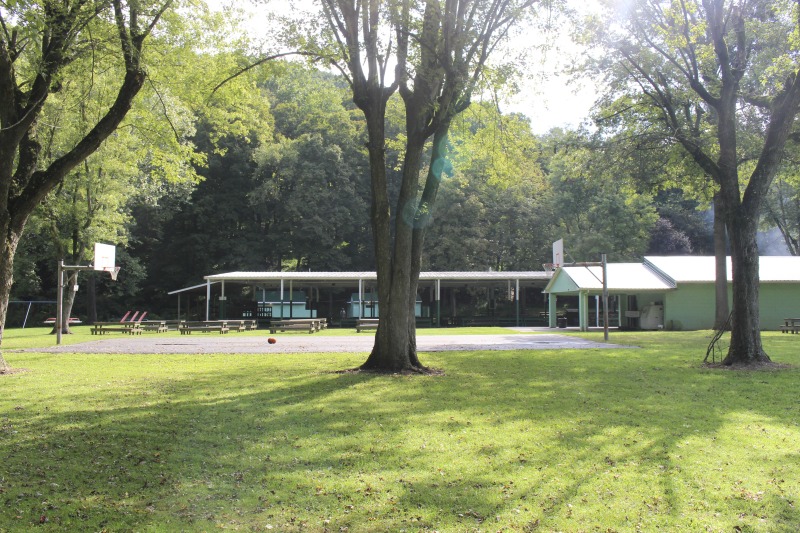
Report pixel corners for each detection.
[664,284,716,330]
[547,272,580,294]
[548,278,800,331]
[664,282,800,331]
[760,283,800,328]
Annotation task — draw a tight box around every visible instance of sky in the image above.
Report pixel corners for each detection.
[206,0,597,134]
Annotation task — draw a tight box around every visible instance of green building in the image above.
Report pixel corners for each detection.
[543,256,800,331]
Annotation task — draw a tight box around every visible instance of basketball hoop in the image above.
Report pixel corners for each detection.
[106,266,121,281]
[56,244,120,347]
[542,263,556,273]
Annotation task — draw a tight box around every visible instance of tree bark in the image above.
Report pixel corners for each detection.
[54,270,80,335]
[0,231,19,373]
[723,211,770,365]
[361,127,429,372]
[713,193,729,330]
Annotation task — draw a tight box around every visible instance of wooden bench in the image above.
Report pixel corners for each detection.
[268,318,324,334]
[162,320,183,331]
[140,320,168,333]
[217,320,247,332]
[91,322,142,335]
[43,317,82,325]
[179,321,229,334]
[356,318,379,332]
[227,319,258,331]
[780,318,800,334]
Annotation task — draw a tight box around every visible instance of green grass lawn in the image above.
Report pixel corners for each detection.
[1,329,798,531]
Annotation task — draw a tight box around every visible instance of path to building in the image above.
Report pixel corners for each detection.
[32,328,632,354]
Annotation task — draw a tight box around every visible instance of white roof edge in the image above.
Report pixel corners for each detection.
[168,281,219,295]
[204,270,552,281]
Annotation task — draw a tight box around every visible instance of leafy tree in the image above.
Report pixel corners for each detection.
[763,157,800,256]
[647,218,694,255]
[649,189,714,255]
[540,134,658,261]
[37,160,132,332]
[129,63,373,312]
[585,0,800,365]
[0,0,175,372]
[295,0,542,373]
[130,123,264,302]
[250,132,371,270]
[424,104,552,270]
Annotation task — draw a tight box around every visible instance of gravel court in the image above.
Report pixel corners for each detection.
[29,330,631,354]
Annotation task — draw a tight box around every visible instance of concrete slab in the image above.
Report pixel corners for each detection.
[31,332,632,354]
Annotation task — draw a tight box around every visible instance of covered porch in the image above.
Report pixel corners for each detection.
[543,263,674,332]
[173,270,554,327]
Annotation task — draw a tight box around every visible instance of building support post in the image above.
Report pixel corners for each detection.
[436,279,441,328]
[220,281,226,320]
[280,279,285,320]
[358,279,363,319]
[579,291,589,332]
[205,281,211,321]
[548,294,557,328]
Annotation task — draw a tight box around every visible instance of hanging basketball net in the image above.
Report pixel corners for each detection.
[103,266,121,281]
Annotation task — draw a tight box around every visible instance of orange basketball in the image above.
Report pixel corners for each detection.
[268,337,277,344]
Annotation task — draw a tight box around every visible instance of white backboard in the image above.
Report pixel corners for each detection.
[552,239,564,267]
[93,243,116,271]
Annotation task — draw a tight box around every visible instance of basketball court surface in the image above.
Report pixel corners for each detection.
[32,328,631,354]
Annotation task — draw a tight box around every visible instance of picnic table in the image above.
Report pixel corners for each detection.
[356,318,379,332]
[179,321,230,334]
[43,317,82,325]
[780,318,800,334]
[140,320,168,333]
[269,318,325,334]
[91,321,142,335]
[220,319,258,332]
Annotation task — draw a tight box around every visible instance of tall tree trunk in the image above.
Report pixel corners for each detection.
[713,193,730,330]
[362,127,428,372]
[723,209,770,365]
[0,227,20,373]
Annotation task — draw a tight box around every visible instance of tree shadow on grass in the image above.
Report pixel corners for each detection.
[1,343,799,531]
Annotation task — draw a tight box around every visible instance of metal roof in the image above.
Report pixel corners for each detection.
[644,256,800,283]
[548,263,675,293]
[544,256,800,294]
[204,270,552,284]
